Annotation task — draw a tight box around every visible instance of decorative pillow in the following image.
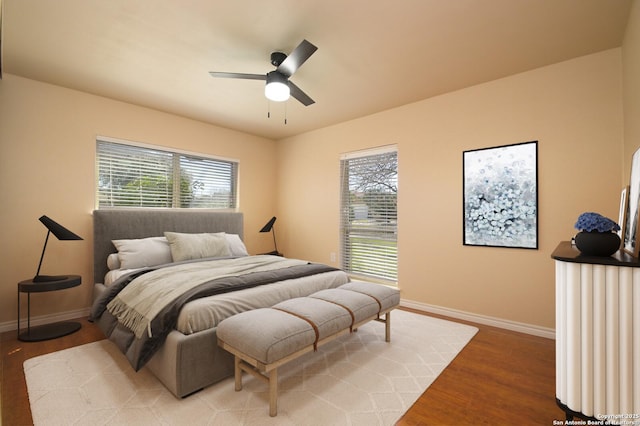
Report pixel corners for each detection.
[225,233,249,257]
[112,236,173,269]
[107,253,121,270]
[164,232,231,262]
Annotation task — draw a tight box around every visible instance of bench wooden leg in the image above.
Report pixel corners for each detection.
[232,355,279,416]
[234,356,242,391]
[269,368,278,416]
[385,311,391,342]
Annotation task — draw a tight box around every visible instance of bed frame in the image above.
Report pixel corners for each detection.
[92,209,244,398]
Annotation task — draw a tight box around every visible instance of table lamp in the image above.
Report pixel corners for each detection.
[33,215,83,282]
[259,216,279,255]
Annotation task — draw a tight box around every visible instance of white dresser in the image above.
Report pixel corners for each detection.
[553,242,640,424]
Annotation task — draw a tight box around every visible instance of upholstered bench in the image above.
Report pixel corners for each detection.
[216,281,400,416]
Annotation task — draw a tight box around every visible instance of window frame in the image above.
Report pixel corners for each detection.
[95,136,239,210]
[340,145,398,285]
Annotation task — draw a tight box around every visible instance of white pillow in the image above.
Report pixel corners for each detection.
[107,253,121,270]
[164,232,231,262]
[225,233,249,257]
[112,236,173,269]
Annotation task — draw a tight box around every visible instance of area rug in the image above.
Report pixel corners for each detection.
[24,310,478,426]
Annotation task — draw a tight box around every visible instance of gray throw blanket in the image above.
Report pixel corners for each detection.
[89,256,340,371]
[107,256,309,339]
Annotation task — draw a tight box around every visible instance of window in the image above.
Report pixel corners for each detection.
[340,146,398,283]
[96,138,238,209]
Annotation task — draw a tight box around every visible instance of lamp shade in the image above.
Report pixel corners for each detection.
[260,216,277,233]
[265,71,290,102]
[39,215,83,240]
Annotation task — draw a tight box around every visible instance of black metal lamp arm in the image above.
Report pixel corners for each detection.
[271,227,278,254]
[34,229,51,280]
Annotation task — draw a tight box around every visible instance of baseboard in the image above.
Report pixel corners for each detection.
[400,298,555,340]
[1,302,555,339]
[0,307,91,334]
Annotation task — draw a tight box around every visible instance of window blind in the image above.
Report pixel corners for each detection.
[97,139,238,209]
[340,146,398,283]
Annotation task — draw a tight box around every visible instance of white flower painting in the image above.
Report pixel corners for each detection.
[463,141,538,249]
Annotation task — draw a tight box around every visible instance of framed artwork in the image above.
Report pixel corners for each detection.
[623,148,640,256]
[463,141,538,249]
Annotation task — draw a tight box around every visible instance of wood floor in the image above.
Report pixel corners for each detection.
[1,309,563,425]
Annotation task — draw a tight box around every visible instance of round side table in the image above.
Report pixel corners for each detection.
[17,275,82,342]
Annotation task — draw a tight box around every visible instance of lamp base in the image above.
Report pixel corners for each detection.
[33,274,70,283]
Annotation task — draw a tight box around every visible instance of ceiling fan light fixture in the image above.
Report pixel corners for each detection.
[265,71,290,102]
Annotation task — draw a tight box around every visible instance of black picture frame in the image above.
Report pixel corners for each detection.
[463,141,538,249]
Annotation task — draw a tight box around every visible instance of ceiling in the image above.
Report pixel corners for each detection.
[1,0,633,140]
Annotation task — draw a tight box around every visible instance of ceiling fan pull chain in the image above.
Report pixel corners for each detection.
[284,102,287,125]
[267,100,271,118]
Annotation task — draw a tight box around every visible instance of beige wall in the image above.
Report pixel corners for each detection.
[276,49,624,329]
[0,35,633,332]
[0,74,277,326]
[623,0,640,177]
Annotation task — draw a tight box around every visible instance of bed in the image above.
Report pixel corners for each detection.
[89,209,349,398]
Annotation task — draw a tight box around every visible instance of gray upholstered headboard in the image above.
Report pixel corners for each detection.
[93,209,243,284]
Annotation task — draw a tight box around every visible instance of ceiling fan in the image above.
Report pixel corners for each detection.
[209,39,318,106]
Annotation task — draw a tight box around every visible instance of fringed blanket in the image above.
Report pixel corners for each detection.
[107,256,308,339]
[89,255,340,370]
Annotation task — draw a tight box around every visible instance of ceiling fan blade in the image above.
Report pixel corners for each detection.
[289,81,315,106]
[209,72,266,80]
[277,39,318,77]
